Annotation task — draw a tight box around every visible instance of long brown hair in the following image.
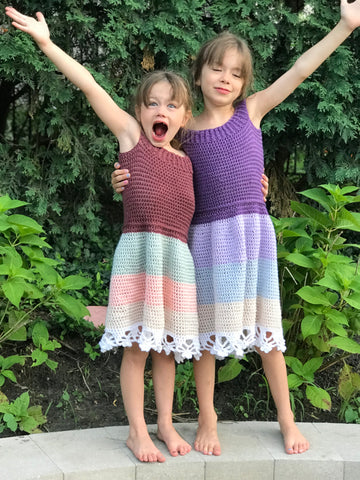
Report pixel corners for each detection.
[192,32,253,104]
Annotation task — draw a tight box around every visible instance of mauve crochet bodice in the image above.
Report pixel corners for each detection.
[182,100,267,224]
[120,132,195,243]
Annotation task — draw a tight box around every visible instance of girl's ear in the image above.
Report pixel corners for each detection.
[182,109,192,128]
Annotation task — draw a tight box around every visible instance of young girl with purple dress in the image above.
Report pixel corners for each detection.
[112,0,360,457]
[5,6,201,463]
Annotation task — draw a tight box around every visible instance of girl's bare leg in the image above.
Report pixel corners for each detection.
[193,350,221,455]
[151,350,192,456]
[257,347,310,454]
[120,344,165,462]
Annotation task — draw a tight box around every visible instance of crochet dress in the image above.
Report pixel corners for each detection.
[182,100,286,359]
[99,132,201,363]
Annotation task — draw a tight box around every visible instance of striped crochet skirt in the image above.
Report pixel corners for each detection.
[188,212,286,359]
[99,231,201,363]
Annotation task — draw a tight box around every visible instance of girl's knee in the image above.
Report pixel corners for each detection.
[256,346,283,360]
[123,344,149,364]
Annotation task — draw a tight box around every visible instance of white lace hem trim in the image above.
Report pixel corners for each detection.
[99,324,202,363]
[199,325,286,360]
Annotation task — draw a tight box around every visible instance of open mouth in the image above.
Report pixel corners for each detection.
[152,122,168,140]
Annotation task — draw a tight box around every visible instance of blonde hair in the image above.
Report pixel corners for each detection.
[135,70,192,113]
[192,32,253,103]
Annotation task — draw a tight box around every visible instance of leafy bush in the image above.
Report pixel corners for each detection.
[273,184,360,415]
[0,194,90,343]
[0,194,91,433]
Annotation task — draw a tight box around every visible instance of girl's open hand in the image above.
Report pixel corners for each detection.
[5,7,50,47]
[341,0,360,31]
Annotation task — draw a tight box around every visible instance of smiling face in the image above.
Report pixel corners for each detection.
[136,80,191,152]
[197,48,245,108]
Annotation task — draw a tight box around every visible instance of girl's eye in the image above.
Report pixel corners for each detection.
[212,68,221,72]
[233,74,241,78]
[148,101,158,107]
[168,103,177,109]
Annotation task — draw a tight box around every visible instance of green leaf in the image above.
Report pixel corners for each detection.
[300,188,333,212]
[316,276,342,292]
[334,209,360,232]
[325,310,348,326]
[0,195,28,213]
[303,358,323,378]
[7,214,44,234]
[296,286,332,306]
[7,326,27,342]
[338,364,360,402]
[285,356,304,376]
[290,201,330,228]
[287,373,303,389]
[31,349,48,367]
[32,322,49,346]
[20,415,39,434]
[0,355,25,370]
[286,253,319,268]
[33,263,60,285]
[27,405,47,427]
[12,392,30,416]
[326,319,348,337]
[311,335,331,353]
[217,358,245,383]
[301,315,323,339]
[306,385,331,411]
[19,234,51,249]
[59,274,91,291]
[3,413,18,432]
[329,336,360,354]
[1,277,27,308]
[56,292,89,319]
[346,293,360,309]
[45,359,58,371]
[2,370,17,383]
[350,276,360,292]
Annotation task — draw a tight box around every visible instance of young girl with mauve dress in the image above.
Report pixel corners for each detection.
[5,6,201,464]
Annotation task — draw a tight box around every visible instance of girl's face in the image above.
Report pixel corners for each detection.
[136,80,190,152]
[197,48,245,108]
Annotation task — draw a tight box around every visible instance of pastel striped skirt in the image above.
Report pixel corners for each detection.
[188,212,286,359]
[99,231,201,362]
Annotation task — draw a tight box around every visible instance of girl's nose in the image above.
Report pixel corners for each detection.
[157,104,166,115]
[220,70,231,83]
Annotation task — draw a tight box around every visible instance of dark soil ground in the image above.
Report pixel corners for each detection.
[0,333,358,438]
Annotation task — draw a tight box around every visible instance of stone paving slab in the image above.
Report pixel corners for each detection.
[1,421,359,480]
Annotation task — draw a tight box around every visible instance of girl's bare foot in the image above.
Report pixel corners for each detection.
[157,424,192,456]
[126,429,166,462]
[194,412,221,456]
[279,417,310,454]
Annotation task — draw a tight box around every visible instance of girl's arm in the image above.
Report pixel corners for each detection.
[5,7,139,147]
[247,0,360,127]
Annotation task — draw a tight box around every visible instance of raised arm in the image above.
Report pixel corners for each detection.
[247,0,360,127]
[5,7,138,146]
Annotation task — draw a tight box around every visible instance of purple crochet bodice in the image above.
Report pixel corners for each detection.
[182,100,267,224]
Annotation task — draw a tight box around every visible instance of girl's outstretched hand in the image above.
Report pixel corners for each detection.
[341,0,360,31]
[5,7,50,47]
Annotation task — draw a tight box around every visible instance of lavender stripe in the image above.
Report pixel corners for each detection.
[189,213,278,267]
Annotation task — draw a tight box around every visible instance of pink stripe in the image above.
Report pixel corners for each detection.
[108,273,197,312]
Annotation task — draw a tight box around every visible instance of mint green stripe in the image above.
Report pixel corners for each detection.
[111,232,196,284]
